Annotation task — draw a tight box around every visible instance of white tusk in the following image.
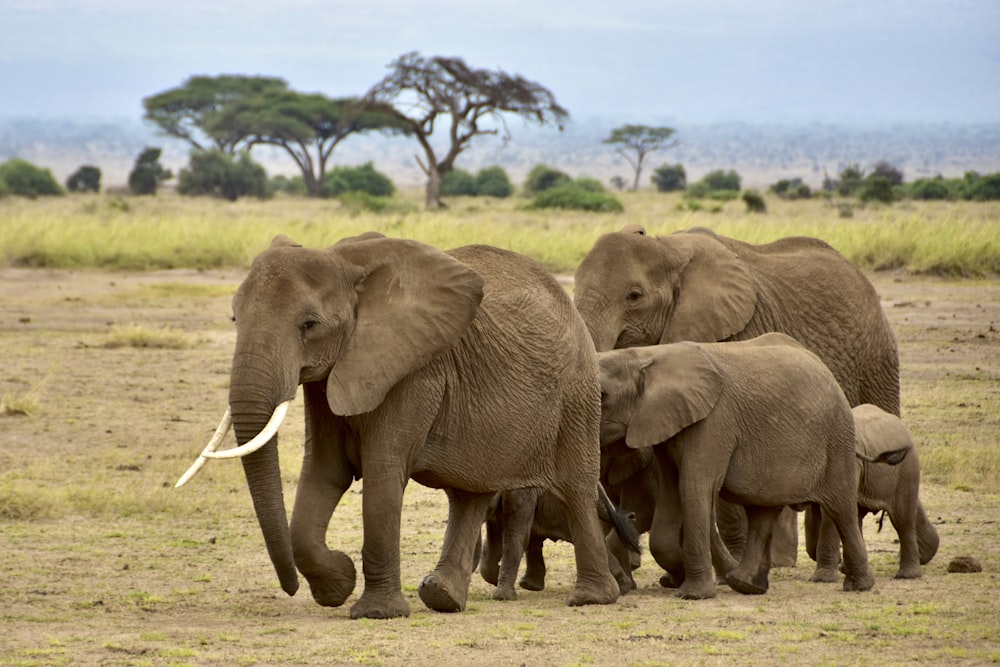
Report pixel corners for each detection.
[175,408,233,488]
[202,400,290,460]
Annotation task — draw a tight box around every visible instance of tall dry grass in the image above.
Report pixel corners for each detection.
[2,190,998,275]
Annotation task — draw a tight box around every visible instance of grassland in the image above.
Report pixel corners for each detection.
[0,191,998,665]
[2,190,999,276]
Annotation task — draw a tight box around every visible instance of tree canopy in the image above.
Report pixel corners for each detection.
[604,124,679,190]
[143,75,289,153]
[206,91,408,197]
[366,51,568,208]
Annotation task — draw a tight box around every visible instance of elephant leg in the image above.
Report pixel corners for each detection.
[822,497,874,592]
[290,409,357,609]
[478,495,503,586]
[675,469,720,600]
[803,503,822,562]
[348,469,410,619]
[519,534,547,592]
[604,529,637,594]
[709,509,739,581]
[419,488,495,612]
[889,507,923,579]
[555,481,619,607]
[649,451,685,588]
[715,498,748,561]
[492,488,541,601]
[915,503,940,566]
[769,507,799,567]
[725,505,782,595]
[809,507,844,584]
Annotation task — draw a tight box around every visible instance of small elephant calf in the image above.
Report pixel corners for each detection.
[479,486,641,600]
[806,404,939,579]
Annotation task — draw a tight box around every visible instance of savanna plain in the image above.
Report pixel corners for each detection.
[1,191,998,666]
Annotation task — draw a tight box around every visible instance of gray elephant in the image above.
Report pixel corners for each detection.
[177,233,620,619]
[478,484,640,600]
[574,225,901,565]
[598,333,876,599]
[805,404,939,580]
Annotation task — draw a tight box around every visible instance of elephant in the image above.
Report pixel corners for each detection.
[176,233,621,619]
[478,483,640,600]
[574,224,901,565]
[805,404,939,580]
[597,332,876,599]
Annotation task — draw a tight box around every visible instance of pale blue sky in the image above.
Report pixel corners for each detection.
[1,0,998,123]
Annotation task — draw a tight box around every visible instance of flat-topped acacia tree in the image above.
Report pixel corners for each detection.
[366,51,568,209]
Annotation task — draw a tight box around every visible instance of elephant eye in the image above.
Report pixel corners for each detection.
[625,288,645,304]
[299,317,320,336]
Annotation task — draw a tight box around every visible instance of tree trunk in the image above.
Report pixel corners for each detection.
[425,165,444,208]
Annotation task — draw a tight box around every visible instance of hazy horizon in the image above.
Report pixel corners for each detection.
[2,0,999,125]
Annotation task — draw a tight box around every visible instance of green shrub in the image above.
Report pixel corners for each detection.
[860,175,895,203]
[698,169,741,192]
[322,162,395,198]
[526,183,623,212]
[836,163,865,196]
[128,147,171,195]
[770,177,812,199]
[742,189,767,213]
[0,158,64,197]
[961,171,1000,201]
[572,177,606,193]
[474,166,513,198]
[442,169,478,196]
[906,176,953,200]
[271,174,307,196]
[66,165,101,193]
[651,163,686,192]
[524,164,571,194]
[177,150,271,201]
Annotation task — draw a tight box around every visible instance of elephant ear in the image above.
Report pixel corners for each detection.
[326,237,484,416]
[626,343,724,449]
[660,229,757,343]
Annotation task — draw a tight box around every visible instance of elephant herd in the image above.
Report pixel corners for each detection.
[177,225,938,620]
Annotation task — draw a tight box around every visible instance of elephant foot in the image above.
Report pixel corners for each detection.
[349,589,410,619]
[615,572,636,595]
[491,584,517,601]
[659,571,682,589]
[725,570,769,595]
[842,566,874,592]
[418,572,468,613]
[300,550,357,608]
[676,580,717,600]
[894,567,923,580]
[566,573,619,607]
[518,573,545,592]
[809,567,841,584]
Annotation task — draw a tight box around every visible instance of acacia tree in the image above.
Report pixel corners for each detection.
[604,124,679,191]
[142,75,289,153]
[207,91,408,197]
[366,51,568,208]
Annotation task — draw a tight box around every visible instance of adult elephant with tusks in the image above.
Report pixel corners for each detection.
[176,232,620,619]
[574,224,901,565]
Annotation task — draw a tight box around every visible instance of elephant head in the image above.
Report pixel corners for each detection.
[598,342,725,450]
[574,226,757,351]
[180,233,484,597]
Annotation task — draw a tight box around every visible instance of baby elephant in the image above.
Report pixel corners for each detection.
[479,485,641,600]
[598,332,875,599]
[806,404,939,579]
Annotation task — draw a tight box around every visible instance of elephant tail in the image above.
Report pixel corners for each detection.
[856,445,910,466]
[597,484,641,554]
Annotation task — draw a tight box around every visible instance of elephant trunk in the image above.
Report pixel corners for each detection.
[574,294,620,352]
[230,366,300,596]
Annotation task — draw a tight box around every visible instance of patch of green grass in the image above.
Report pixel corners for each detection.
[99,324,193,349]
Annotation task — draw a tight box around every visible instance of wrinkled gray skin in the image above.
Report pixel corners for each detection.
[478,485,640,600]
[225,233,618,619]
[805,404,939,580]
[598,333,875,599]
[575,225,901,565]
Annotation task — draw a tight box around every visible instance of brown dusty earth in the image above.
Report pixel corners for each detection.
[0,267,998,666]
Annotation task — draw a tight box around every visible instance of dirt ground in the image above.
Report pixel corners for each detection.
[0,267,998,666]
